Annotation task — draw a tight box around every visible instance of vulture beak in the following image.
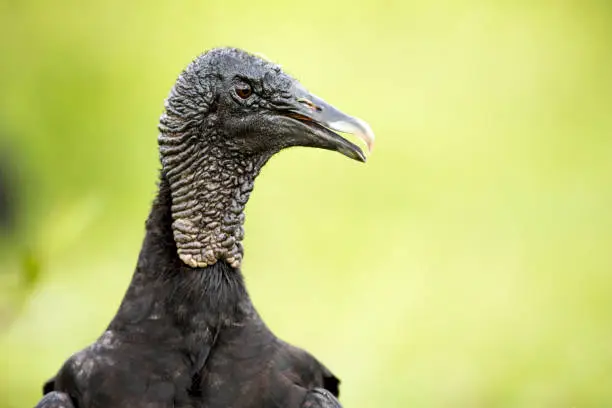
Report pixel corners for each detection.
[281,87,375,162]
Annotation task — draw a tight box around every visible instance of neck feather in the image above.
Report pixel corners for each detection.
[109,173,250,341]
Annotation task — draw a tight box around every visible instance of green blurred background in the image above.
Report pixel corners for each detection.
[1,0,612,406]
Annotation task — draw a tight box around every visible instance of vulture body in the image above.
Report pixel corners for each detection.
[35,48,374,408]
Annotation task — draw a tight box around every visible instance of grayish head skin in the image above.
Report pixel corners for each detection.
[158,47,375,269]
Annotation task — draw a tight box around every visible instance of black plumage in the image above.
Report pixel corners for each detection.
[35,47,374,408]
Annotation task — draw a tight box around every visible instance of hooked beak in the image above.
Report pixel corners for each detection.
[280,88,375,162]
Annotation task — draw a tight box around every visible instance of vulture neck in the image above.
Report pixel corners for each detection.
[159,127,271,270]
[109,172,252,344]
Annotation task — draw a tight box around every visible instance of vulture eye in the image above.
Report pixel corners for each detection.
[235,83,252,99]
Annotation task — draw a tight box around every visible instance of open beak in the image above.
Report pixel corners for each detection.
[281,87,375,162]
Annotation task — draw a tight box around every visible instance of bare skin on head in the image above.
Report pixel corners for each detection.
[158,48,374,269]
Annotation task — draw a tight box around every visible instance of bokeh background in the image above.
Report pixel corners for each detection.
[1,0,611,406]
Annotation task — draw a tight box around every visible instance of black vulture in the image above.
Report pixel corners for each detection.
[35,47,374,408]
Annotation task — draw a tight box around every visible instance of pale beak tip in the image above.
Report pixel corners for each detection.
[354,117,375,153]
[328,117,376,154]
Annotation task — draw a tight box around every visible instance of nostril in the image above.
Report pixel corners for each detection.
[297,97,321,112]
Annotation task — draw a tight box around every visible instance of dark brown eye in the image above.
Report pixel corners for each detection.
[235,83,252,99]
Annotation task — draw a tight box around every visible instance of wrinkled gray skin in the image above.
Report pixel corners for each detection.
[158,49,287,269]
[159,49,368,269]
[35,48,370,408]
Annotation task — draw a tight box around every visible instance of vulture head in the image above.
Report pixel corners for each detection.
[158,47,374,270]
